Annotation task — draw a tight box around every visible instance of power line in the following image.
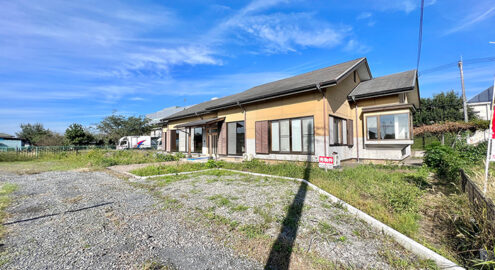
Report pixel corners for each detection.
[419,56,495,76]
[416,0,425,71]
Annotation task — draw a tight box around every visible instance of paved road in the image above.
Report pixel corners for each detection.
[0,171,261,270]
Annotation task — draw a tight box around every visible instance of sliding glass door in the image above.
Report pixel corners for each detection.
[227,121,245,155]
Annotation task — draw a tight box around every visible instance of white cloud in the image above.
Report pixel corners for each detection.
[344,39,372,54]
[129,97,146,101]
[226,12,351,53]
[444,7,495,35]
[357,12,372,20]
[370,0,436,14]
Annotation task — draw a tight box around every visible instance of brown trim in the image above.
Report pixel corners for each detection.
[361,103,414,113]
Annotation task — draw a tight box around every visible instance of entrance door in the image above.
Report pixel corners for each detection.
[209,127,218,155]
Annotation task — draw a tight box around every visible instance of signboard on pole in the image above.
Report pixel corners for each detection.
[319,156,334,171]
[484,77,495,195]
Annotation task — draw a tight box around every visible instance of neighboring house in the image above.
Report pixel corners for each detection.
[146,106,192,138]
[0,133,29,149]
[467,86,493,120]
[159,58,420,162]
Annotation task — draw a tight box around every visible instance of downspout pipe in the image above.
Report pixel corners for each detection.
[316,83,327,157]
[351,96,360,163]
[237,101,247,158]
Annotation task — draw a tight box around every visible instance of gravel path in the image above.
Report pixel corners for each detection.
[0,171,262,270]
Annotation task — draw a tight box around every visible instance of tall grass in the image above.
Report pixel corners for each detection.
[0,149,182,168]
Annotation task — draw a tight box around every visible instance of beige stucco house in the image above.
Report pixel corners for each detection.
[158,58,420,162]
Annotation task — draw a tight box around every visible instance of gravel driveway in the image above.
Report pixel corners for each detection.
[0,169,432,270]
[0,171,261,270]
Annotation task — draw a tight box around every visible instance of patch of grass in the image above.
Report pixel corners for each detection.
[160,195,182,210]
[318,194,329,201]
[202,211,239,230]
[141,261,177,270]
[230,205,249,212]
[253,205,274,225]
[379,248,439,270]
[207,194,232,207]
[131,162,211,176]
[317,221,337,235]
[149,175,188,186]
[335,236,347,243]
[0,149,185,173]
[239,224,266,238]
[189,188,202,195]
[0,183,17,238]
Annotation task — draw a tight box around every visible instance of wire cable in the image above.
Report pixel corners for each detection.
[416,0,425,71]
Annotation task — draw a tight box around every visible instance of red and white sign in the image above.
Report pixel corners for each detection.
[490,105,495,161]
[319,156,334,164]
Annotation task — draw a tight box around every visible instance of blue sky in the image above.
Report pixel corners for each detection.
[1,0,494,134]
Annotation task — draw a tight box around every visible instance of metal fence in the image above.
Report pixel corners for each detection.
[0,145,116,158]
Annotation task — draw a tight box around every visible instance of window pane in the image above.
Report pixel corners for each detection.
[194,127,203,153]
[291,119,302,152]
[227,122,236,155]
[271,122,279,151]
[380,115,395,139]
[395,114,409,139]
[342,119,347,145]
[236,122,245,154]
[333,118,340,144]
[367,117,378,139]
[302,118,314,153]
[280,120,290,152]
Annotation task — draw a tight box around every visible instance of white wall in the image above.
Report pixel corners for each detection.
[468,103,490,120]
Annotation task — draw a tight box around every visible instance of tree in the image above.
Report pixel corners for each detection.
[16,123,50,145]
[96,114,151,145]
[37,133,65,146]
[65,123,94,146]
[413,90,477,126]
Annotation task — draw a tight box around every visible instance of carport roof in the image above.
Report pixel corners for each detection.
[174,117,225,128]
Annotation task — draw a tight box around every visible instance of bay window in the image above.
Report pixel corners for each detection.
[366,113,410,140]
[270,117,314,154]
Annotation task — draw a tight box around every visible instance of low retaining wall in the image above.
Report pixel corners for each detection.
[460,170,495,223]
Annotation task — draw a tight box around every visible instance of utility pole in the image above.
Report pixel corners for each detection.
[458,56,468,122]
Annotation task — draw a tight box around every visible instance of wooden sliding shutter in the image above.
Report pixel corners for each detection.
[162,131,167,151]
[347,119,354,146]
[255,121,269,154]
[218,122,227,155]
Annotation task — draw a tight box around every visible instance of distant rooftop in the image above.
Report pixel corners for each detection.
[146,106,192,125]
[468,86,494,104]
[0,133,14,138]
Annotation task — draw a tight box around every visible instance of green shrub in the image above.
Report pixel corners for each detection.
[155,153,179,162]
[470,119,490,130]
[424,143,462,181]
[424,141,487,183]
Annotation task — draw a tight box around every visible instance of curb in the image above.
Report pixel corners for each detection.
[116,166,464,270]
